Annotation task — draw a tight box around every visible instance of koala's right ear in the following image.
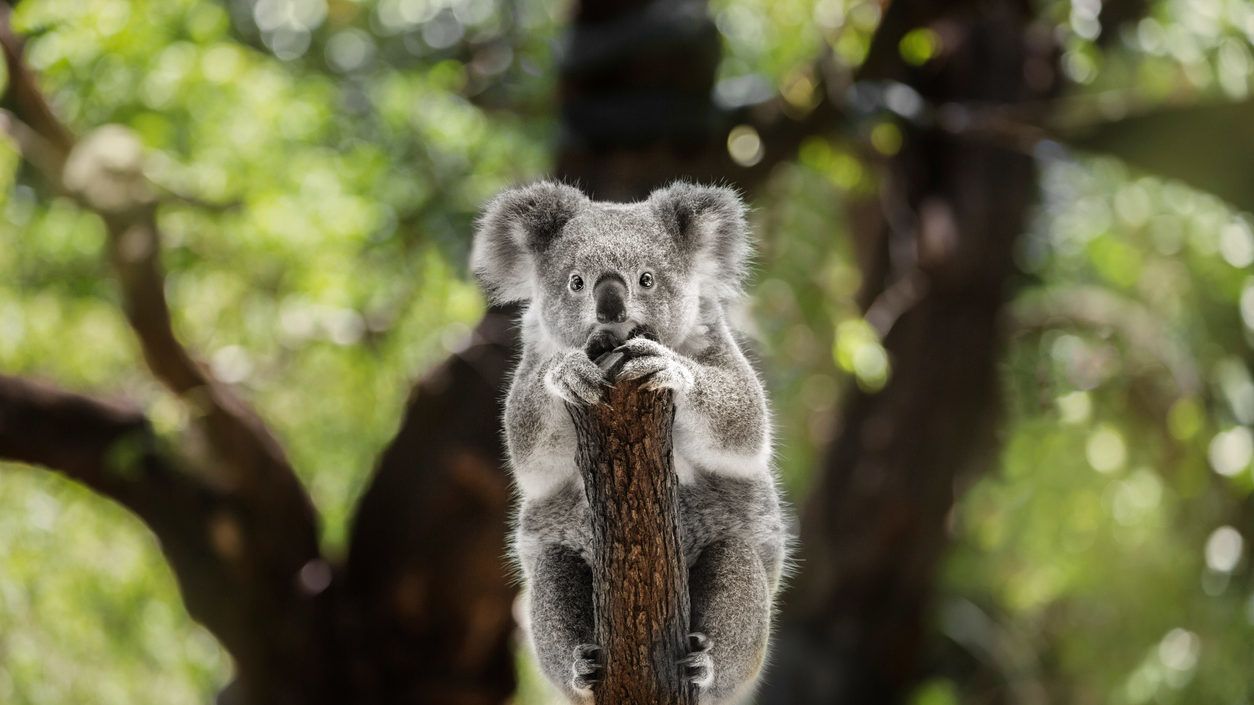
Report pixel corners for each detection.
[470,181,587,303]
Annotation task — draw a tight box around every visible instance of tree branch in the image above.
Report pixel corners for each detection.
[0,374,250,659]
[0,374,338,703]
[0,5,74,164]
[1,10,308,508]
[0,374,178,507]
[1009,285,1200,398]
[1,16,332,703]
[569,343,692,705]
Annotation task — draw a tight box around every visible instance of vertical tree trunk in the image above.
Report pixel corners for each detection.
[568,366,694,705]
[761,2,1057,703]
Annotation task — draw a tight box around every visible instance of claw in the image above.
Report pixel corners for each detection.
[571,643,604,694]
[688,632,711,653]
[679,632,714,690]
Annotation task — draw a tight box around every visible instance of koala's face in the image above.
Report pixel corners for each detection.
[471,180,750,349]
[534,206,700,348]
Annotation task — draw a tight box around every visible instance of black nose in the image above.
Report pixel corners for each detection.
[594,275,627,323]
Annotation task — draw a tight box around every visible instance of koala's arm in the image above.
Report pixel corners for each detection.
[616,326,769,472]
[505,345,609,498]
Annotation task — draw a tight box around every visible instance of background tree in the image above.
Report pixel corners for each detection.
[1,0,1253,704]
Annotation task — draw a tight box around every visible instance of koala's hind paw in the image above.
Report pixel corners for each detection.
[614,339,694,394]
[571,643,603,696]
[545,351,608,406]
[679,632,715,690]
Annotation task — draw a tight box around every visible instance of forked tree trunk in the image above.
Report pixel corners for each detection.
[567,352,695,705]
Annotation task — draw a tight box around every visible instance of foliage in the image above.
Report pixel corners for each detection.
[1,0,1252,704]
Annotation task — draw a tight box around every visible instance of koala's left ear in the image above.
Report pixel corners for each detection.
[648,182,751,299]
[470,181,588,303]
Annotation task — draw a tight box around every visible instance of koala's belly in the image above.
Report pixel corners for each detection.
[516,471,783,577]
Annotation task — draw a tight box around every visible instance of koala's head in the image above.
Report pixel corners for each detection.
[471,180,750,348]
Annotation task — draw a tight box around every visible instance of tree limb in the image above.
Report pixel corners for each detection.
[1,16,331,703]
[0,9,309,507]
[0,5,74,164]
[0,374,249,667]
[569,363,692,705]
[0,374,339,703]
[1009,285,1200,398]
[0,374,182,508]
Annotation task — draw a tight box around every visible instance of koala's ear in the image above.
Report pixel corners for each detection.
[648,181,751,299]
[470,181,588,303]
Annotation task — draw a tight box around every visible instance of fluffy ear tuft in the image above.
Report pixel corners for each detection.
[648,181,751,300]
[470,181,588,303]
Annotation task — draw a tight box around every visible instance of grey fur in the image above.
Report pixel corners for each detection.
[472,181,787,704]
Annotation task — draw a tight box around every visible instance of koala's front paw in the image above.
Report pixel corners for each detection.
[679,632,715,691]
[545,351,609,406]
[571,643,603,697]
[614,338,694,394]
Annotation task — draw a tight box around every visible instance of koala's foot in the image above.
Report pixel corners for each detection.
[614,338,694,394]
[571,643,603,696]
[679,632,714,691]
[545,350,609,405]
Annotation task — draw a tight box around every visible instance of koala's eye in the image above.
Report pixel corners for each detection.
[639,271,655,288]
[568,274,584,292]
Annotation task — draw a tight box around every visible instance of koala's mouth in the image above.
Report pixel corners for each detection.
[590,320,635,341]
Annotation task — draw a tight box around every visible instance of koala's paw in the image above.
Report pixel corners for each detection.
[571,643,603,697]
[679,632,715,691]
[614,338,694,394]
[545,351,608,406]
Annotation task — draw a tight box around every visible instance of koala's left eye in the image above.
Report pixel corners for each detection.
[639,272,655,288]
[569,274,584,292]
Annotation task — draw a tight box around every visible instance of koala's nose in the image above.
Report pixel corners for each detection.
[594,275,628,324]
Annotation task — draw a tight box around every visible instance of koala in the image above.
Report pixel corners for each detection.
[471,181,787,704]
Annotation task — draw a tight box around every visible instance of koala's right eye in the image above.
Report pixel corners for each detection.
[568,274,584,292]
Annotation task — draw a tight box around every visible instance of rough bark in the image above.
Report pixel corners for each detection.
[568,363,692,705]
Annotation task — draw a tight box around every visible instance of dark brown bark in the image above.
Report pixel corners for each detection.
[343,306,520,705]
[0,375,331,705]
[569,375,693,705]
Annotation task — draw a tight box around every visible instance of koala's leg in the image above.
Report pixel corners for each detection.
[529,544,597,702]
[688,538,771,705]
